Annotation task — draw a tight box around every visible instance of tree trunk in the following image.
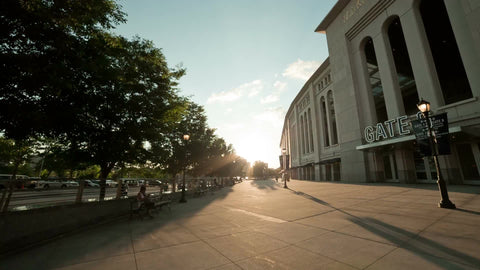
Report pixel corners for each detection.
[171,177,176,193]
[2,163,19,212]
[0,188,7,211]
[75,179,85,203]
[99,162,115,201]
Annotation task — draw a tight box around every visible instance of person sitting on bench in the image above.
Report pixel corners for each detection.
[137,185,154,218]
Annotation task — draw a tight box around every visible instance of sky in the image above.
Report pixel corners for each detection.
[114,0,336,168]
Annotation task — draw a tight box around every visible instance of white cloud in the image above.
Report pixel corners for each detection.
[261,95,279,104]
[253,107,285,127]
[273,81,287,92]
[282,59,320,80]
[207,80,263,104]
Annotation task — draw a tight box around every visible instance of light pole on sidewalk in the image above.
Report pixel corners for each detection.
[282,148,288,189]
[417,99,455,209]
[179,134,190,203]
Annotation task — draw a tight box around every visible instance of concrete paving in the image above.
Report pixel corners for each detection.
[2,179,480,270]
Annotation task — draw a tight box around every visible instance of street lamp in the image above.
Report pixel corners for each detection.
[179,134,190,203]
[282,148,288,189]
[417,99,455,209]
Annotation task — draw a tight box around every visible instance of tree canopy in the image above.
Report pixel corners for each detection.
[0,0,257,204]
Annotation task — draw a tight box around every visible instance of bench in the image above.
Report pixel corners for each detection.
[193,188,208,197]
[129,198,147,220]
[151,193,172,213]
[129,194,172,220]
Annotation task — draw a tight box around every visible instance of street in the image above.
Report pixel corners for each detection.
[5,186,163,211]
[2,179,480,269]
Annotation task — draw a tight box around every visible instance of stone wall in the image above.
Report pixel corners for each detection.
[0,199,130,255]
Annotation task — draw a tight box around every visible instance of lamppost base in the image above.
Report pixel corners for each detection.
[438,200,456,209]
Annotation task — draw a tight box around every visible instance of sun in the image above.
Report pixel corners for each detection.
[236,133,270,165]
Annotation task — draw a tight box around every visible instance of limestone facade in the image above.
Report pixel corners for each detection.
[280,0,480,184]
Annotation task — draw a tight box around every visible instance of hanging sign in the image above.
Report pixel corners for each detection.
[411,112,450,156]
[411,118,432,156]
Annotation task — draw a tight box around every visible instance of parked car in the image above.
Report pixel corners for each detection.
[106,179,117,187]
[84,180,100,187]
[35,180,64,189]
[0,174,30,189]
[62,180,79,188]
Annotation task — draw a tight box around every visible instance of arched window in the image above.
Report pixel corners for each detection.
[420,0,472,104]
[304,112,309,153]
[308,108,314,152]
[327,91,338,145]
[300,115,305,154]
[364,37,388,123]
[388,17,419,115]
[320,96,330,147]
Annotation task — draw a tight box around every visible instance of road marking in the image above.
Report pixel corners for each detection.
[226,207,287,223]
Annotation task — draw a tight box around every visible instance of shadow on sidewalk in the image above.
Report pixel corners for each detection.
[348,217,480,268]
[0,185,237,270]
[455,208,480,216]
[289,187,480,268]
[250,179,278,190]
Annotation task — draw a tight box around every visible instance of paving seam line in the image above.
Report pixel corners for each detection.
[129,221,140,270]
[175,219,244,270]
[292,243,362,270]
[360,205,471,270]
[130,239,202,255]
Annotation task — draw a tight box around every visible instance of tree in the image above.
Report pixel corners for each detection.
[1,1,186,200]
[252,161,268,179]
[70,35,185,200]
[0,137,37,211]
[0,0,125,141]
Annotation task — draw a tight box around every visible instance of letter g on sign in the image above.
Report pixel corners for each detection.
[364,126,375,143]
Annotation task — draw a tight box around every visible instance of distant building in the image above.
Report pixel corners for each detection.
[280,0,480,184]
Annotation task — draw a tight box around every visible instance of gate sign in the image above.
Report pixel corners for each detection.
[411,112,450,156]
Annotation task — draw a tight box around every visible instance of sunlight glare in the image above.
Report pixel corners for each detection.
[236,133,270,166]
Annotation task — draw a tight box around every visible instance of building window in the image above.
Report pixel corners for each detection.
[333,162,341,181]
[326,164,332,181]
[320,97,330,147]
[364,37,388,123]
[327,91,338,145]
[300,115,305,154]
[308,108,314,152]
[420,0,472,104]
[388,17,419,115]
[305,112,310,153]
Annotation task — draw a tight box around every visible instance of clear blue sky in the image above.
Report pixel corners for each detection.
[114,0,336,168]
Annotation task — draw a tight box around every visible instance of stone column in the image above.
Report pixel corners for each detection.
[400,8,444,108]
[353,48,377,126]
[444,1,480,97]
[315,164,321,181]
[395,146,417,183]
[373,31,405,118]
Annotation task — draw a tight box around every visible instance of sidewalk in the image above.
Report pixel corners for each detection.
[2,180,480,270]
